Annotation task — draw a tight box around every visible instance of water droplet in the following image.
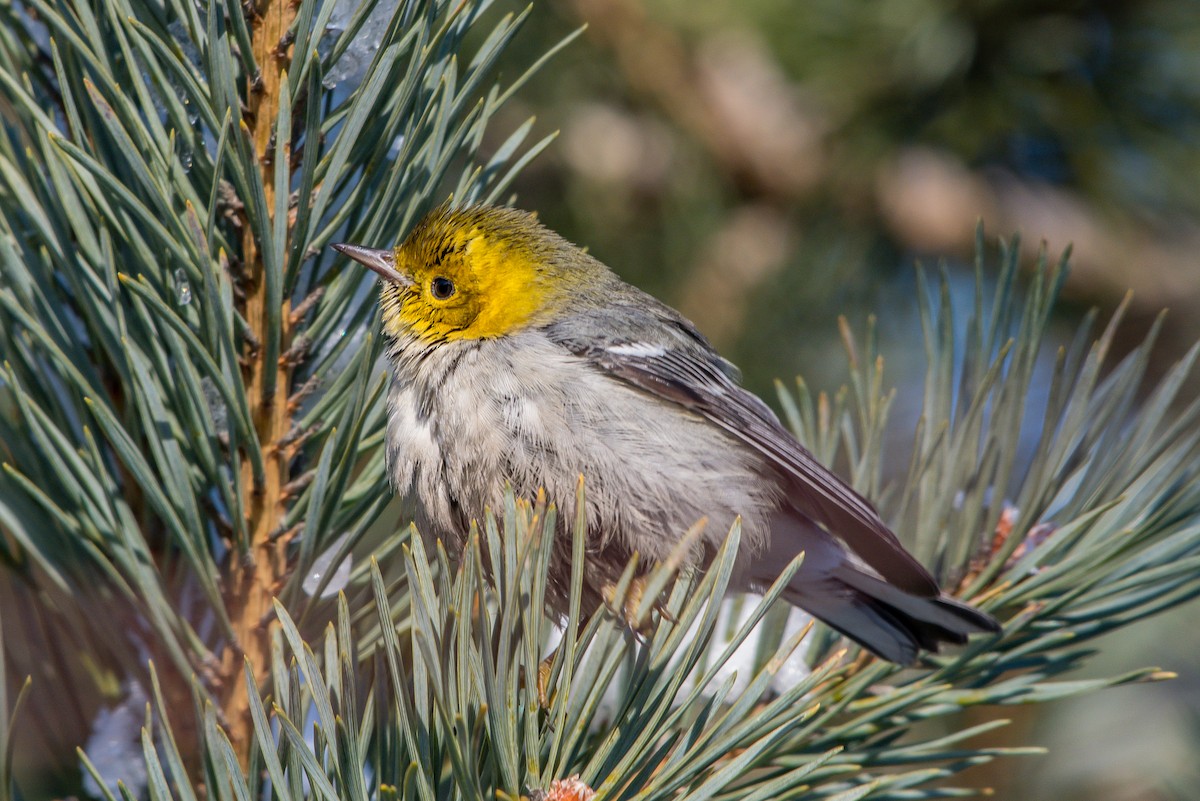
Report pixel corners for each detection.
[174,130,195,173]
[201,377,227,436]
[174,268,192,305]
[303,533,353,598]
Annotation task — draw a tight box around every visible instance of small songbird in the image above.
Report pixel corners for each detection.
[335,204,999,663]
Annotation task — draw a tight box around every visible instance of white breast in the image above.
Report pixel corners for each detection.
[385,332,780,562]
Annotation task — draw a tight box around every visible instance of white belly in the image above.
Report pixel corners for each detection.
[385,332,780,564]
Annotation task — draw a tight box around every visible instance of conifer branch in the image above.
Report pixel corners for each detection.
[220,0,300,765]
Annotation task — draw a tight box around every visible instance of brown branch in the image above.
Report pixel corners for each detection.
[218,0,298,767]
[875,146,1200,353]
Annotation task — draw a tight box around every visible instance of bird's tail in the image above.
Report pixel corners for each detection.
[785,567,1000,664]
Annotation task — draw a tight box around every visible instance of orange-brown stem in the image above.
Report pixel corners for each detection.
[219,0,297,768]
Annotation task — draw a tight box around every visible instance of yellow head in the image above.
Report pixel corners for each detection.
[335,205,596,344]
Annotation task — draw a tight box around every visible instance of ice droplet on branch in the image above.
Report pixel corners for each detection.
[303,532,353,598]
[174,268,192,306]
[321,0,399,90]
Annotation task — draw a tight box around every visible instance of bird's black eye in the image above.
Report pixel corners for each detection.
[430,277,455,300]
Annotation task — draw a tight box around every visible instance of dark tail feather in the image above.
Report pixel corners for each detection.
[786,569,1000,665]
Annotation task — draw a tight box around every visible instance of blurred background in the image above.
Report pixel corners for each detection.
[488,1,1200,798]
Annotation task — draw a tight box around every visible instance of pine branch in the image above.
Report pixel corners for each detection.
[219,0,301,764]
[0,0,567,780]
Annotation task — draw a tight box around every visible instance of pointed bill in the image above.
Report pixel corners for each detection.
[332,243,411,286]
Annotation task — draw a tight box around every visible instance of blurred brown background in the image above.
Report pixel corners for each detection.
[491,1,1200,798]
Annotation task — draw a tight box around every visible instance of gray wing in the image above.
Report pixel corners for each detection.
[543,296,939,597]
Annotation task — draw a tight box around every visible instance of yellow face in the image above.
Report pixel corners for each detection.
[378,213,550,344]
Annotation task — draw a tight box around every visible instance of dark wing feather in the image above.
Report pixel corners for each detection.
[546,298,938,596]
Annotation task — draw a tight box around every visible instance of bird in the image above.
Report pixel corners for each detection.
[334,203,999,664]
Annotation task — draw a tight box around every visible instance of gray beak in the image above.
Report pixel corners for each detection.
[332,242,412,286]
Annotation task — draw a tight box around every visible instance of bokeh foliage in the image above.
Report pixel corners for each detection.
[505,0,1200,399]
